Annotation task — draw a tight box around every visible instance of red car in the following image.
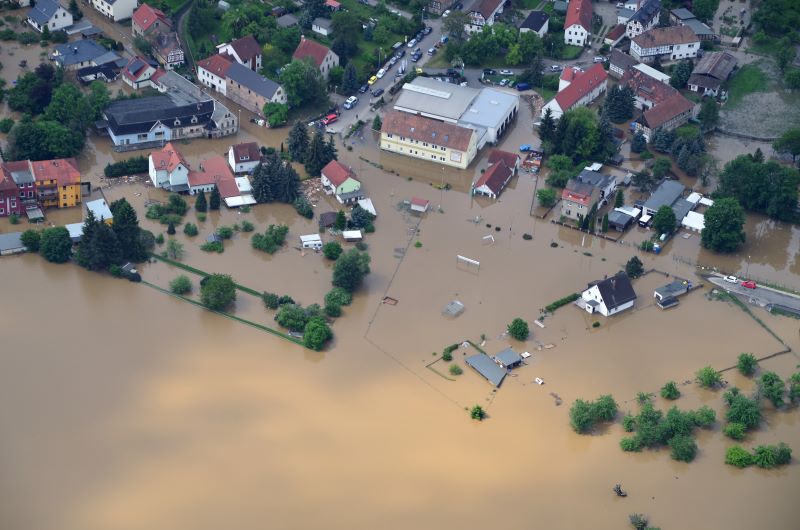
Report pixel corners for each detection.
[741,280,757,289]
[322,113,338,125]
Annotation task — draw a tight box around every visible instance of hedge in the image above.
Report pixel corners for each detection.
[545,293,580,313]
[104,155,148,178]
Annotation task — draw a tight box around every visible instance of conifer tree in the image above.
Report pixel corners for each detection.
[539,107,556,144]
[304,131,327,177]
[209,185,221,210]
[195,190,207,212]
[287,121,310,162]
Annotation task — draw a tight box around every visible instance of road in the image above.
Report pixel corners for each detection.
[708,276,800,314]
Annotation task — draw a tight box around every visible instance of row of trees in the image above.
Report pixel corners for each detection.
[76,199,150,271]
[650,126,713,180]
[539,107,616,169]
[287,121,338,176]
[252,154,301,204]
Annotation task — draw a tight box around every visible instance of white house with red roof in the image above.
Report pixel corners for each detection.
[541,63,607,119]
[472,149,519,199]
[292,37,339,78]
[121,56,163,90]
[197,53,234,95]
[132,3,170,37]
[564,0,592,46]
[466,0,504,35]
[321,160,362,204]
[188,155,235,195]
[149,142,190,192]
[227,142,261,174]
[91,0,136,22]
[216,35,262,71]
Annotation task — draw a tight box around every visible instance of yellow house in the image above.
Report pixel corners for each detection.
[380,110,478,170]
[30,158,82,209]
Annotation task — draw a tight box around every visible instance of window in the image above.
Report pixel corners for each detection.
[0,208,4,214]
[28,191,34,198]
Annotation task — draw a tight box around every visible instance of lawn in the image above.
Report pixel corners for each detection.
[725,64,769,108]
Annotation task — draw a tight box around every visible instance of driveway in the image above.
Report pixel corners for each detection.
[708,276,800,314]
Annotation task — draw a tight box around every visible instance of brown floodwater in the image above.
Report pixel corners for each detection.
[2,52,800,530]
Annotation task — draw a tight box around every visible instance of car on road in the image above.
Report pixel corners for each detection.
[519,144,532,152]
[359,84,369,93]
[616,2,624,7]
[442,9,451,17]
[407,38,417,48]
[371,88,384,97]
[483,68,496,76]
[416,32,424,41]
[395,49,405,58]
[389,56,398,66]
[499,78,509,86]
[321,114,338,125]
[423,26,432,35]
[376,68,386,79]
[500,69,513,75]
[724,275,738,284]
[549,65,563,72]
[593,56,607,63]
[516,82,530,91]
[742,280,757,289]
[368,75,378,85]
[427,47,436,55]
[343,96,358,110]
[411,53,422,62]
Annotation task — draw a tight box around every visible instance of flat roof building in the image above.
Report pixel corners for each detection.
[465,353,507,386]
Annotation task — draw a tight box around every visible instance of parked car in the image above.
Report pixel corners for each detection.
[322,113,338,125]
[359,84,369,93]
[483,68,496,76]
[616,2,624,7]
[499,78,509,86]
[519,144,532,152]
[389,56,398,66]
[593,56,607,63]
[742,280,757,289]
[376,68,386,78]
[427,47,436,55]
[407,38,417,48]
[442,9,451,17]
[440,35,449,44]
[343,96,358,109]
[368,75,378,85]
[724,275,738,284]
[416,32,424,41]
[549,64,563,72]
[371,88,384,97]
[516,82,531,91]
[395,49,405,58]
[423,26,432,35]
[500,69,513,75]
[411,53,422,62]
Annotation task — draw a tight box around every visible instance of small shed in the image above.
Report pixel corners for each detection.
[300,234,323,249]
[465,353,507,387]
[86,198,113,224]
[66,222,84,243]
[26,207,44,222]
[654,279,691,301]
[342,230,362,242]
[493,347,522,369]
[0,232,25,255]
[681,211,705,232]
[319,211,338,228]
[410,197,429,214]
[608,210,634,232]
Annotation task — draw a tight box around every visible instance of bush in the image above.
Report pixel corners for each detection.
[183,223,198,236]
[39,227,72,263]
[620,436,642,452]
[170,275,192,294]
[325,287,352,307]
[537,187,557,208]
[240,220,254,232]
[324,303,342,317]
[160,213,183,226]
[622,414,636,432]
[323,241,343,260]
[449,364,463,376]
[20,229,40,252]
[737,353,758,376]
[103,155,148,178]
[200,274,236,310]
[201,241,224,253]
[262,292,279,309]
[278,295,295,306]
[470,405,486,420]
[625,256,644,279]
[8,213,19,224]
[692,405,716,428]
[660,381,680,400]
[276,304,308,332]
[723,422,747,441]
[442,351,453,362]
[293,196,314,219]
[752,444,781,469]
[303,316,333,351]
[725,445,753,468]
[760,371,785,408]
[570,395,618,434]
[724,388,761,430]
[507,318,529,340]
[155,233,165,245]
[216,226,234,240]
[109,264,123,277]
[251,224,289,254]
[696,366,722,388]
[669,434,697,462]
[197,213,207,222]
[0,117,14,133]
[545,293,580,313]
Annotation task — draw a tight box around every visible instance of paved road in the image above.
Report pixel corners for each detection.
[708,276,800,313]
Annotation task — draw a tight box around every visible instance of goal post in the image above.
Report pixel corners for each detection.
[456,254,480,273]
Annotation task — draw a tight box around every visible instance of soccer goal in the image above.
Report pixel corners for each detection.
[456,254,480,274]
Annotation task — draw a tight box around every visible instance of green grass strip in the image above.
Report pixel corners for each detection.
[150,253,262,297]
[142,280,305,346]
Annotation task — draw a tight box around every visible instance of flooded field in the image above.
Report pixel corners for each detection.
[2,42,800,530]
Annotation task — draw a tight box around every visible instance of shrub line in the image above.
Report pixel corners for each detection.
[150,253,262,297]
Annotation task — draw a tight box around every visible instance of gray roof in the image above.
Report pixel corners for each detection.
[313,17,332,29]
[520,10,548,31]
[465,353,507,386]
[27,0,62,25]
[458,88,518,131]
[617,8,635,19]
[611,49,639,71]
[684,18,714,36]
[104,96,215,135]
[671,7,695,20]
[0,232,24,252]
[692,51,736,80]
[575,169,615,190]
[553,0,567,13]
[86,199,113,221]
[494,347,522,367]
[630,0,660,25]
[53,40,117,67]
[589,273,637,310]
[9,168,34,185]
[655,279,691,298]
[395,77,480,121]
[644,180,684,212]
[671,197,694,221]
[608,210,634,229]
[276,13,299,27]
[227,62,281,99]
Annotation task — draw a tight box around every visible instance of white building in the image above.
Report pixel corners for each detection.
[91,0,137,22]
[466,0,504,35]
[581,273,637,317]
[228,142,261,174]
[148,142,190,192]
[312,17,332,37]
[26,0,72,33]
[625,0,660,39]
[630,26,700,63]
[216,35,262,71]
[196,53,232,96]
[541,63,608,119]
[564,0,592,46]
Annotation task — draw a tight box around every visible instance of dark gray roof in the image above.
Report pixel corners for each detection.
[313,17,332,30]
[521,10,549,31]
[53,40,116,67]
[0,232,24,252]
[27,0,62,25]
[277,13,299,27]
[644,180,684,212]
[494,347,522,367]
[670,7,695,20]
[104,96,215,135]
[564,178,596,198]
[671,197,694,221]
[693,51,736,80]
[611,49,638,71]
[684,18,714,36]
[575,169,615,189]
[655,279,690,298]
[590,273,637,310]
[465,353,507,386]
[227,62,281,99]
[687,73,721,90]
[629,0,660,25]
[9,168,34,185]
[608,210,633,229]
[553,1,567,13]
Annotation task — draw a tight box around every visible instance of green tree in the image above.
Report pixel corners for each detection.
[696,366,722,388]
[276,304,308,331]
[470,405,486,420]
[670,60,693,89]
[507,318,529,340]
[737,353,758,376]
[652,205,676,235]
[184,223,198,236]
[332,248,371,292]
[21,229,41,252]
[262,292,280,309]
[625,256,644,279]
[692,0,719,22]
[200,274,236,310]
[166,239,184,260]
[776,38,797,72]
[538,107,556,144]
[303,316,333,350]
[717,156,799,220]
[167,222,176,235]
[789,372,800,404]
[443,11,470,42]
[39,226,72,263]
[209,185,221,210]
[652,158,672,179]
[195,191,207,212]
[701,197,746,253]
[304,130,328,177]
[631,131,647,153]
[110,198,145,261]
[325,287,352,307]
[661,381,680,400]
[570,395,618,434]
[133,35,152,56]
[760,372,785,408]
[537,187,557,208]
[169,275,192,294]
[334,210,346,231]
[264,103,288,128]
[372,114,382,131]
[287,121,310,162]
[723,422,746,440]
[614,189,624,208]
[280,59,327,108]
[323,241,343,260]
[669,434,698,462]
[724,388,761,430]
[725,445,753,468]
[698,98,719,132]
[342,62,359,94]
[773,128,800,164]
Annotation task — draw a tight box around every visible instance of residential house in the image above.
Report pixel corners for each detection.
[472,149,519,199]
[604,24,627,47]
[226,62,287,115]
[132,3,171,38]
[27,0,72,33]
[609,49,639,78]
[0,172,26,218]
[197,53,234,95]
[188,155,235,195]
[121,56,160,90]
[1,162,36,215]
[564,0,592,46]
[221,177,256,207]
[292,37,339,78]
[312,17,333,37]
[380,110,478,170]
[625,0,660,39]
[217,35,262,71]
[2,158,81,211]
[633,92,695,140]
[86,198,113,224]
[466,0,504,34]
[276,13,299,28]
[541,63,607,119]
[581,273,637,316]
[630,26,700,63]
[617,7,635,24]
[560,167,615,220]
[149,142,191,192]
[90,0,137,22]
[622,67,676,110]
[52,40,123,70]
[493,348,523,369]
[152,32,185,70]
[687,51,737,96]
[520,11,549,37]
[633,62,670,83]
[642,179,693,219]
[228,142,261,174]
[0,232,26,255]
[321,160,362,204]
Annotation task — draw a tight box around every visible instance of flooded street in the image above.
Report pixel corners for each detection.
[2,43,800,529]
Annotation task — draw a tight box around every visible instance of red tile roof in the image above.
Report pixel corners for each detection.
[227,35,262,62]
[487,149,519,169]
[215,177,240,199]
[632,25,698,49]
[411,197,429,208]
[560,66,581,83]
[565,0,592,32]
[231,142,260,163]
[473,161,513,196]
[621,67,677,105]
[561,182,594,206]
[381,111,475,152]
[132,4,170,33]
[642,92,695,129]
[321,160,358,187]
[292,37,332,68]
[473,0,503,19]
[188,155,235,189]
[30,158,81,185]
[197,53,233,78]
[553,63,607,112]
[325,0,341,8]
[122,56,153,83]
[606,24,626,41]
[151,142,189,173]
